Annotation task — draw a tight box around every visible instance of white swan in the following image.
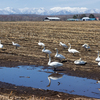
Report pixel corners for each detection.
[42,46,52,58]
[74,58,87,65]
[0,40,3,48]
[95,51,100,62]
[82,43,90,50]
[47,72,63,87]
[55,48,65,62]
[12,42,20,49]
[48,53,63,70]
[68,43,79,55]
[59,42,68,48]
[38,40,45,47]
[97,81,100,84]
[98,62,100,66]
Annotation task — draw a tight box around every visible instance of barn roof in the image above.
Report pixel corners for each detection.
[82,17,90,19]
[46,17,60,20]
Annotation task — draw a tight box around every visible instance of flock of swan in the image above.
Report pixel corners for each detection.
[38,40,100,70]
[0,39,99,70]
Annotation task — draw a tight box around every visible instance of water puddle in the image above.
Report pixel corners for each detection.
[0,65,100,98]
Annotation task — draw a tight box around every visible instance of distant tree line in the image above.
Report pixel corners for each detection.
[0,14,99,21]
[0,14,46,21]
[73,14,96,19]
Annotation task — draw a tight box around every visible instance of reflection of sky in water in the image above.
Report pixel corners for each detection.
[0,65,100,98]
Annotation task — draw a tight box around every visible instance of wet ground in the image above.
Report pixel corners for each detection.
[0,65,100,99]
[0,21,100,99]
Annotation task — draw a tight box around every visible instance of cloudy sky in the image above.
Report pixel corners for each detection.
[0,0,100,9]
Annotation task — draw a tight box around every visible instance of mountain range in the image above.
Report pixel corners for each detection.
[0,7,100,15]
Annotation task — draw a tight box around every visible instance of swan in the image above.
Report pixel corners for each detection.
[74,58,87,65]
[48,53,63,70]
[0,40,3,48]
[55,48,65,62]
[12,42,20,49]
[97,80,100,83]
[38,40,45,47]
[42,46,52,58]
[47,72,63,87]
[59,42,68,48]
[68,43,79,55]
[98,62,100,66]
[82,43,90,50]
[95,51,100,62]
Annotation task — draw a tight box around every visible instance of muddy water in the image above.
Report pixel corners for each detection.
[0,65,100,98]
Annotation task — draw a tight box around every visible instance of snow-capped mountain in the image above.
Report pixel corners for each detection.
[0,7,100,15]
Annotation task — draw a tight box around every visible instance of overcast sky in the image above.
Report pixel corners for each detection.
[0,0,100,9]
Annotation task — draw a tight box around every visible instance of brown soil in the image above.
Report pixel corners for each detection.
[0,21,100,99]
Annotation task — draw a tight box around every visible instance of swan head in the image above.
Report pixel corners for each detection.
[59,42,62,46]
[68,43,71,45]
[55,48,57,50]
[12,42,14,44]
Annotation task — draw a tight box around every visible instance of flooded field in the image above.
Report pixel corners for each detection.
[0,21,100,99]
[0,65,100,99]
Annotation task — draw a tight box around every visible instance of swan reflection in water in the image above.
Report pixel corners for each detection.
[47,72,63,87]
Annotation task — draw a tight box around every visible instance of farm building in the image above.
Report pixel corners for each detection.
[67,18,81,21]
[90,18,96,21]
[44,17,60,21]
[82,17,90,21]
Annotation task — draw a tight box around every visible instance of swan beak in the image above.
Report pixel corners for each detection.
[68,43,70,45]
[42,46,44,48]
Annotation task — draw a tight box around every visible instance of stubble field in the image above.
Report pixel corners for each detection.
[0,21,100,99]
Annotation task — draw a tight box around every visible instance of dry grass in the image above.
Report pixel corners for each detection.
[0,21,100,65]
[0,21,100,66]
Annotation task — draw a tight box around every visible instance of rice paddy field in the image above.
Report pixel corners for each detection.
[0,21,100,99]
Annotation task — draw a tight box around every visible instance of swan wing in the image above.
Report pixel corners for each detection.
[74,60,86,65]
[69,49,79,53]
[62,44,67,48]
[0,44,3,48]
[95,57,100,62]
[98,62,100,66]
[42,49,52,54]
[56,54,65,59]
[49,62,63,67]
[38,42,45,46]
[13,43,20,46]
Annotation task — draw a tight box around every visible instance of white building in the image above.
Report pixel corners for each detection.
[44,17,60,21]
[82,17,90,21]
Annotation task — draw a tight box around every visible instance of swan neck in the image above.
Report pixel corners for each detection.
[98,51,99,57]
[69,43,71,49]
[43,46,45,50]
[48,77,51,84]
[12,42,14,45]
[56,49,58,55]
[48,54,51,64]
[47,77,51,87]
